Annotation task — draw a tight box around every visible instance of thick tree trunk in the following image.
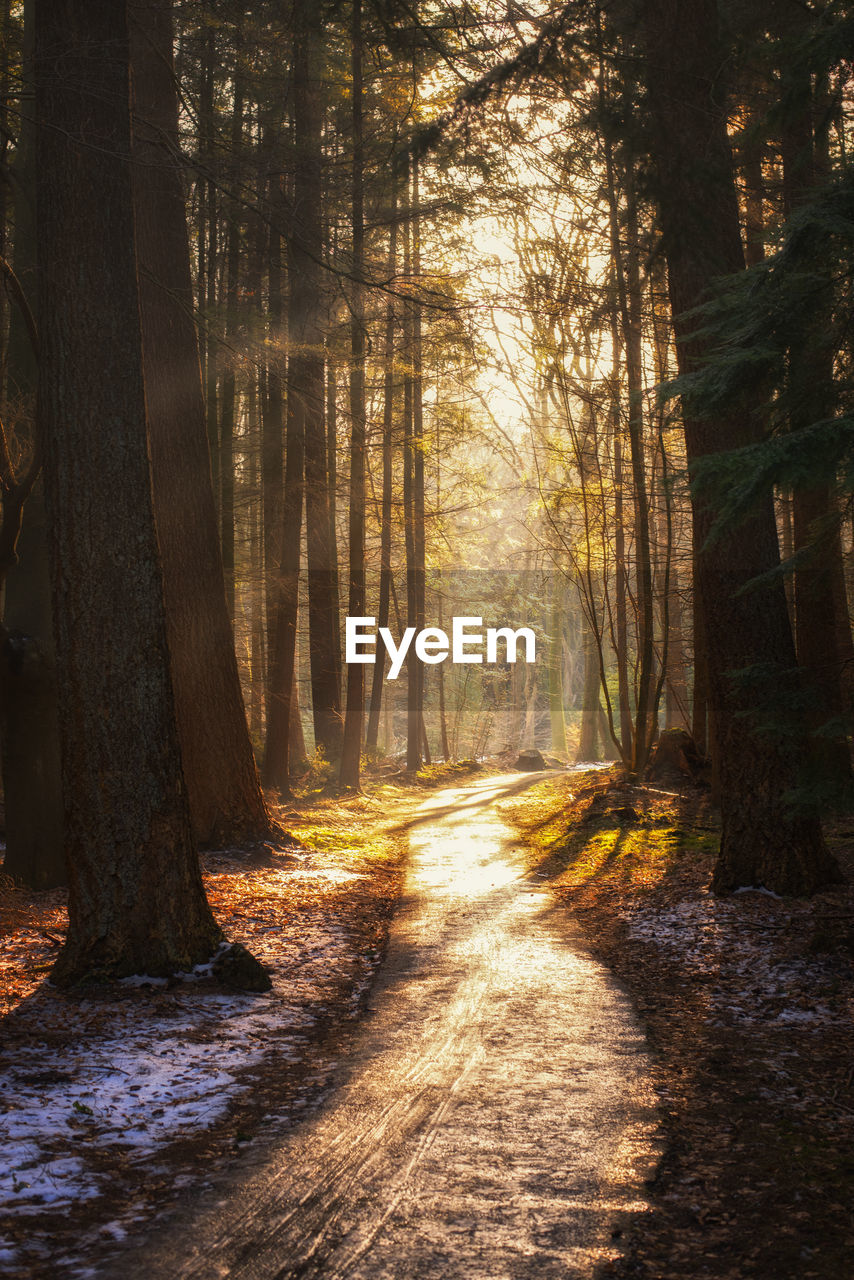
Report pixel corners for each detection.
[36,0,223,981]
[641,0,837,894]
[781,67,851,787]
[0,0,65,889]
[691,557,709,753]
[792,485,852,783]
[130,0,270,847]
[0,630,64,888]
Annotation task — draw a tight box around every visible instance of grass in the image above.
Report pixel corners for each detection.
[504,771,719,895]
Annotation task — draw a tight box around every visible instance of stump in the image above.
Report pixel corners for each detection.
[515,748,546,771]
[644,728,709,786]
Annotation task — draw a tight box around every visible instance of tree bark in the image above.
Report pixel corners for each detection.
[577,616,601,762]
[411,159,427,765]
[304,93,343,763]
[264,1,319,793]
[36,0,222,981]
[403,163,421,771]
[602,127,655,773]
[130,0,271,847]
[199,24,219,510]
[0,0,65,890]
[340,0,367,790]
[548,582,568,756]
[781,60,851,787]
[366,189,398,753]
[664,567,691,731]
[217,67,244,620]
[263,138,285,682]
[641,0,837,894]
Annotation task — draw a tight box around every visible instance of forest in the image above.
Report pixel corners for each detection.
[0,0,853,1276]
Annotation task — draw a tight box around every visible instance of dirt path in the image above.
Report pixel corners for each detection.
[111,773,659,1279]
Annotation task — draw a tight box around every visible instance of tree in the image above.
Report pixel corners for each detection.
[35,0,224,981]
[0,0,64,890]
[340,0,368,790]
[129,0,272,848]
[264,0,320,795]
[639,0,839,894]
[365,183,398,754]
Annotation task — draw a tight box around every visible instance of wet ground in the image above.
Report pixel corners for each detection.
[110,773,659,1279]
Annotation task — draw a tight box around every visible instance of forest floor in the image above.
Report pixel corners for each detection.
[503,770,854,1280]
[0,766,476,1279]
[2,760,852,1279]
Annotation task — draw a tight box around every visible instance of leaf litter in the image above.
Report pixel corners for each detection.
[0,789,409,1278]
[505,771,854,1280]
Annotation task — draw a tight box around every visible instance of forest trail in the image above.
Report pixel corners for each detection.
[114,773,659,1279]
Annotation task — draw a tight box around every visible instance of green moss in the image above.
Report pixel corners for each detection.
[504,772,718,891]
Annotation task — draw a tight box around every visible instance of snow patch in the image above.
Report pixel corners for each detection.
[0,849,383,1260]
[625,894,849,1030]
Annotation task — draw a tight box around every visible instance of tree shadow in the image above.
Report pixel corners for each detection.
[387,770,558,836]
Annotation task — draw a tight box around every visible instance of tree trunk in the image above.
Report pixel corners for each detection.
[602,127,655,773]
[262,139,285,686]
[781,63,851,787]
[548,582,567,757]
[36,0,222,981]
[199,24,219,511]
[411,159,427,766]
[366,189,397,753]
[611,441,633,758]
[403,163,421,771]
[0,630,64,888]
[577,617,601,762]
[130,0,270,847]
[0,0,65,890]
[340,0,367,790]
[691,555,709,753]
[304,100,343,763]
[437,584,451,760]
[305,365,344,761]
[218,68,243,619]
[264,1,319,794]
[641,0,837,895]
[325,354,343,693]
[664,567,691,730]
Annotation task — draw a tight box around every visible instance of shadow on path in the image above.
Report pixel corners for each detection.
[105,772,660,1280]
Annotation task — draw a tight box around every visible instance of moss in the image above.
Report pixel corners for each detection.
[504,771,719,893]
